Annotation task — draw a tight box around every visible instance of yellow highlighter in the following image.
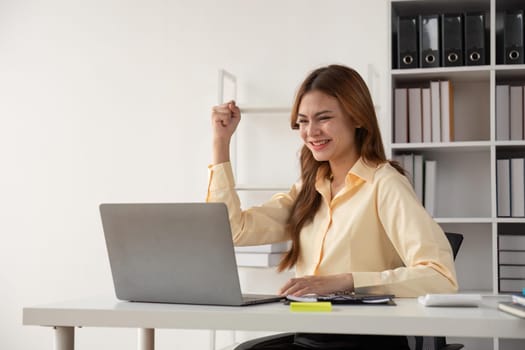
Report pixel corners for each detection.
[290,301,332,312]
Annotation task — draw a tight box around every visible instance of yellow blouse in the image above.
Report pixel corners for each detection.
[206,158,458,297]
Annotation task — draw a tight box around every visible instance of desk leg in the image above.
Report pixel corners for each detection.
[54,326,74,350]
[209,330,216,350]
[138,328,154,350]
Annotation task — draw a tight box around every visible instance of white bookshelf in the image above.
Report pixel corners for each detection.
[217,69,297,268]
[388,1,525,349]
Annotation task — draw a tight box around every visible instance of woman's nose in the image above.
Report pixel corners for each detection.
[307,122,320,136]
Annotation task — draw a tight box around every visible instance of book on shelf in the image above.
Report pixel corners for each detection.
[496,85,510,141]
[511,158,525,217]
[234,241,290,253]
[440,80,454,142]
[510,86,523,140]
[496,84,525,141]
[235,252,283,267]
[496,157,525,218]
[496,159,511,217]
[392,154,403,166]
[430,81,441,142]
[424,160,437,217]
[413,154,424,203]
[394,88,408,143]
[402,153,414,185]
[408,88,423,143]
[421,88,432,143]
[498,301,525,318]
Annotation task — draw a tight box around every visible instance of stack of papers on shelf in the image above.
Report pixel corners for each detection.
[234,241,290,253]
[498,294,525,318]
[235,252,283,267]
[234,242,290,267]
[418,293,482,307]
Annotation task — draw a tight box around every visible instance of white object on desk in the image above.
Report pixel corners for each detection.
[418,293,482,307]
[512,294,525,306]
[286,294,317,302]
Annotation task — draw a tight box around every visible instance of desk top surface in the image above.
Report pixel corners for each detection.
[23,295,525,339]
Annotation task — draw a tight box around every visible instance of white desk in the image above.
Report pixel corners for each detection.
[23,295,525,350]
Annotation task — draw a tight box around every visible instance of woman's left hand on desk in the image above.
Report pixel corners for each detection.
[279,273,354,296]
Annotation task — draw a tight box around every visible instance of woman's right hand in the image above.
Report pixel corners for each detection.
[211,100,241,142]
[211,101,241,164]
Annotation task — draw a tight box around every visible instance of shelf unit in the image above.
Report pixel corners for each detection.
[218,69,296,267]
[388,1,525,349]
[218,69,295,193]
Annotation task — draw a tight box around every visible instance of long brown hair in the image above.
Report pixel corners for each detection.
[278,64,404,271]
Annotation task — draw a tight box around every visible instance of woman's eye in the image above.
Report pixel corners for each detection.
[297,119,308,124]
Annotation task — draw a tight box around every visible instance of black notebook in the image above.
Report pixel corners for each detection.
[286,293,396,305]
[318,293,396,305]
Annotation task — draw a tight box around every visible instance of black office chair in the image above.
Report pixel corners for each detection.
[444,232,463,260]
[412,232,464,350]
[234,232,465,350]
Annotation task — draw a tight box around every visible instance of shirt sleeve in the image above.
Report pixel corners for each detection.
[206,162,296,246]
[352,171,459,297]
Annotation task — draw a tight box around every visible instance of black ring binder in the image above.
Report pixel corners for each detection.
[503,10,524,64]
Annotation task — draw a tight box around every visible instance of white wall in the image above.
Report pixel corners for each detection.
[0,0,387,348]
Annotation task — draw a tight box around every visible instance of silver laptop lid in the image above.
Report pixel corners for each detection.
[100,202,246,305]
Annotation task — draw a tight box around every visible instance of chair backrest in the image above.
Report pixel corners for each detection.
[444,232,463,260]
[411,232,465,350]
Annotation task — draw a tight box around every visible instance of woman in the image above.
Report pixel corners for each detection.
[207,64,457,349]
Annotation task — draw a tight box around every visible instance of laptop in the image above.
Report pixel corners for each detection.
[100,202,284,306]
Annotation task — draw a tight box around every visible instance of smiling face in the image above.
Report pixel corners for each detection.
[297,90,359,168]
